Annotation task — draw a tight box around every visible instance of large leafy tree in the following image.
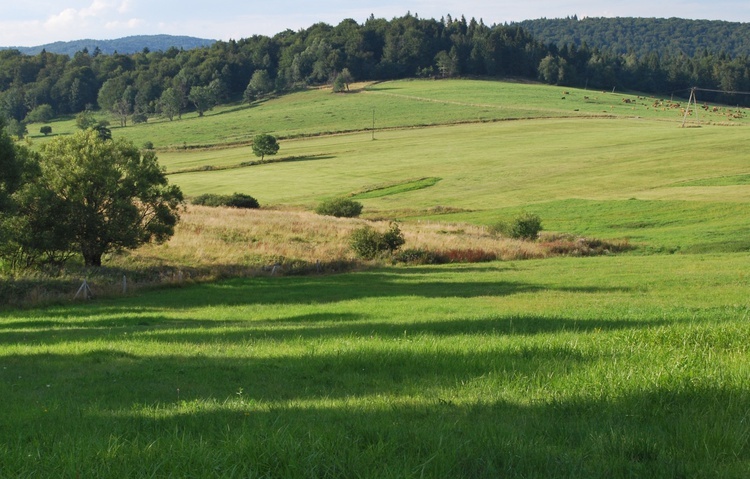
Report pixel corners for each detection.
[38,129,184,266]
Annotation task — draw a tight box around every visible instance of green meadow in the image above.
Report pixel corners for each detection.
[4,78,750,477]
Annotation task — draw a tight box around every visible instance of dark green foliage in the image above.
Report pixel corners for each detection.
[25,104,54,123]
[492,212,543,240]
[244,69,274,102]
[131,111,148,124]
[188,85,217,117]
[1,14,750,123]
[192,193,259,209]
[226,193,260,209]
[251,134,279,161]
[4,119,27,139]
[39,126,52,136]
[75,110,98,130]
[349,223,405,259]
[315,197,363,218]
[30,130,183,267]
[519,17,750,58]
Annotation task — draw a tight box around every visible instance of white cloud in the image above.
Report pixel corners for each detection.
[118,0,134,14]
[44,8,78,29]
[79,0,113,18]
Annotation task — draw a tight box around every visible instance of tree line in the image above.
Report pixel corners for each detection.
[518,16,750,59]
[2,12,750,130]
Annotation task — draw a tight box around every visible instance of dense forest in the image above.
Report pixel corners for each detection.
[2,13,750,128]
[517,17,750,58]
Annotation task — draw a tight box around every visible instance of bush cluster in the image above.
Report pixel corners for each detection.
[315,197,363,218]
[192,193,260,209]
[349,223,405,259]
[490,212,543,240]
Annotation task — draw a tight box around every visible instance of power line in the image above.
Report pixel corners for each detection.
[693,86,750,96]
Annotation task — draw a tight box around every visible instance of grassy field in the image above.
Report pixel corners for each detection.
[1,255,749,477]
[4,78,750,477]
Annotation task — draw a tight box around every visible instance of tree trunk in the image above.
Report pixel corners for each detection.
[81,245,104,267]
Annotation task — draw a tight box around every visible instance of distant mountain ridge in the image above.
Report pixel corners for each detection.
[1,34,216,56]
[516,17,750,58]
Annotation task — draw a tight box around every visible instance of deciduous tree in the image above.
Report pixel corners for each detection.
[37,129,183,266]
[188,85,216,117]
[251,133,279,161]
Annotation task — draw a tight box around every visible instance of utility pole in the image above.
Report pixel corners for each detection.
[681,87,699,128]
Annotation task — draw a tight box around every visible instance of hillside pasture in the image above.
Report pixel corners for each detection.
[25,79,749,151]
[160,116,750,253]
[4,78,750,477]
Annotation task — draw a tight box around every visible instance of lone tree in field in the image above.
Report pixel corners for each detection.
[38,129,184,266]
[252,134,279,161]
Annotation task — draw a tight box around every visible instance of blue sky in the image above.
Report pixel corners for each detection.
[1,0,749,46]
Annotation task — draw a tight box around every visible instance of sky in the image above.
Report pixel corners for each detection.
[2,0,750,47]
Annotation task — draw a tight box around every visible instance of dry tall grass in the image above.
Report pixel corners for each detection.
[1,205,628,306]
[126,205,561,274]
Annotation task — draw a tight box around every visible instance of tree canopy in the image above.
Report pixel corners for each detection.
[252,134,280,161]
[0,129,184,268]
[39,130,183,266]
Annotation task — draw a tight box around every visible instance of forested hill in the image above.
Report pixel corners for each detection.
[3,13,750,128]
[1,35,215,56]
[516,17,750,58]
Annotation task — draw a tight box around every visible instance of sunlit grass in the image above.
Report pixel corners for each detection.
[2,256,749,477]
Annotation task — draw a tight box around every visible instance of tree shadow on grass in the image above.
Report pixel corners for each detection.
[0,269,632,324]
[0,312,669,346]
[2,345,747,477]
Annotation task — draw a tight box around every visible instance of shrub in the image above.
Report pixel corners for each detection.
[26,104,55,123]
[40,126,52,136]
[142,141,154,150]
[315,197,363,218]
[225,193,260,209]
[350,223,405,259]
[192,193,260,209]
[491,212,543,240]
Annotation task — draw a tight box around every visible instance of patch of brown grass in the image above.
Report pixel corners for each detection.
[2,206,630,307]
[124,206,554,274]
